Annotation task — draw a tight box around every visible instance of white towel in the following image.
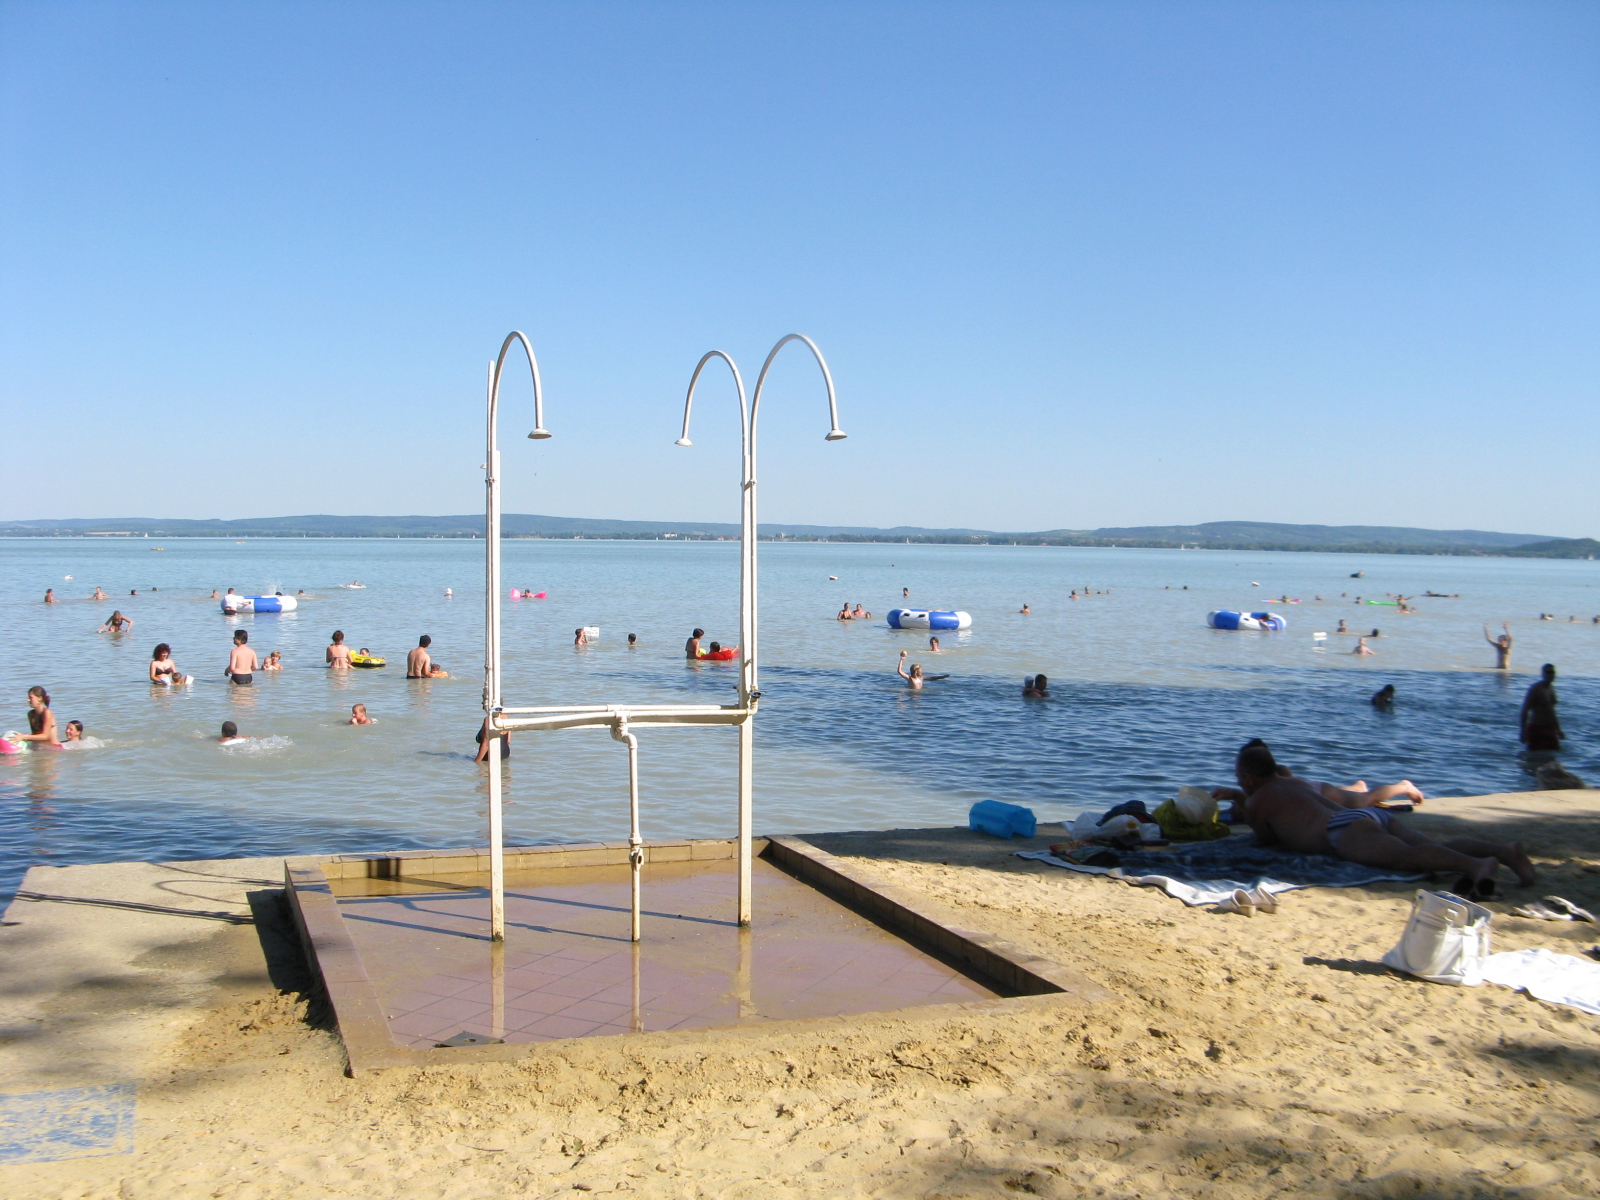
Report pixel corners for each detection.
[1478,947,1600,1016]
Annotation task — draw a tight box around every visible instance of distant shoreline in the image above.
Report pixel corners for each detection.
[2,530,1595,559]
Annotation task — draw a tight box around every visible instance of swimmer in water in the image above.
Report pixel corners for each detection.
[99,610,132,633]
[43,588,56,604]
[64,720,85,742]
[326,630,353,669]
[627,633,638,647]
[903,587,909,598]
[91,587,107,601]
[685,628,704,658]
[574,627,589,646]
[218,721,245,745]
[928,636,941,652]
[406,635,433,678]
[897,651,949,689]
[349,704,374,725]
[838,604,852,621]
[853,604,871,619]
[474,716,509,761]
[426,663,449,677]
[1024,673,1049,697]
[1371,684,1395,710]
[210,590,220,599]
[1020,603,1031,615]
[1336,619,1349,634]
[262,651,283,671]
[1353,636,1375,656]
[1483,622,1512,671]
[227,629,258,684]
[20,686,61,748]
[149,642,187,686]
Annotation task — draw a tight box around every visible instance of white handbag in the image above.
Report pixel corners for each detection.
[1382,890,1493,986]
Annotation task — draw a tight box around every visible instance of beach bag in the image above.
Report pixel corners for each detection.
[1382,890,1492,986]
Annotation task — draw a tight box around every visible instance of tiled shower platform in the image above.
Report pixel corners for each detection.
[288,835,1109,1073]
[336,856,994,1049]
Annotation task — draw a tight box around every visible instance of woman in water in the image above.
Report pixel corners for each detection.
[928,636,941,652]
[474,716,509,761]
[98,610,133,633]
[149,643,187,686]
[19,686,61,748]
[43,589,56,604]
[262,651,283,671]
[574,627,589,646]
[64,720,86,743]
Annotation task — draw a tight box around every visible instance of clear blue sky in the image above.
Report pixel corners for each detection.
[2,2,1596,536]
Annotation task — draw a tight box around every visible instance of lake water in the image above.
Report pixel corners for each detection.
[3,538,1597,900]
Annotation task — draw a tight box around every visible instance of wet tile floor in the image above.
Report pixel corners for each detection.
[331,857,998,1048]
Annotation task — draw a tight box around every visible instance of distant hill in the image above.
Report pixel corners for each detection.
[0,514,1587,557]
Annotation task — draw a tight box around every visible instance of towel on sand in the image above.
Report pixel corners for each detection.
[1017,835,1424,907]
[1478,948,1600,1016]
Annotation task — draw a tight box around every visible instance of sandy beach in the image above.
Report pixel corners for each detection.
[3,789,1598,1199]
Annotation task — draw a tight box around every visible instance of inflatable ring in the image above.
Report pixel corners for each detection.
[222,595,298,614]
[350,653,386,668]
[888,608,971,631]
[1207,610,1286,632]
[697,647,739,661]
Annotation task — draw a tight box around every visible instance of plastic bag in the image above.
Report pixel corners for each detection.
[1173,785,1217,825]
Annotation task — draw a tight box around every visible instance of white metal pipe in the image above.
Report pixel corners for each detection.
[611,720,643,942]
[675,335,844,928]
[484,331,548,941]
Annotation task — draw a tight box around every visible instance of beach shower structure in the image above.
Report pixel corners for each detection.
[479,332,845,941]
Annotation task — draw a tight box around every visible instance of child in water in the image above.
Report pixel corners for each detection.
[218,721,245,745]
[349,704,374,725]
[262,651,283,671]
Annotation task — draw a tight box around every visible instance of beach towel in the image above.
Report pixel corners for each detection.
[1017,835,1425,907]
[1477,948,1600,1016]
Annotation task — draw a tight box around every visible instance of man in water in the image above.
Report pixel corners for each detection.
[1228,740,1532,890]
[43,589,55,604]
[685,628,704,658]
[1520,663,1563,753]
[225,630,258,685]
[218,721,245,745]
[1483,622,1513,671]
[406,635,433,678]
[326,630,353,669]
[1352,636,1375,656]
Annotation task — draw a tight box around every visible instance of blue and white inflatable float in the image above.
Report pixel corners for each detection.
[222,595,298,614]
[1208,610,1285,632]
[888,608,971,631]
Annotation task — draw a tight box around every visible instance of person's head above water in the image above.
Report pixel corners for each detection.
[28,685,50,709]
[331,630,345,644]
[627,633,637,645]
[66,720,84,740]
[1033,672,1048,691]
[220,721,238,740]
[692,628,704,639]
[418,635,431,648]
[153,643,171,660]
[708,641,721,653]
[233,629,248,644]
[1543,663,1557,682]
[1235,738,1278,792]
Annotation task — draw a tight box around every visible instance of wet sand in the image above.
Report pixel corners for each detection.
[3,790,1599,1199]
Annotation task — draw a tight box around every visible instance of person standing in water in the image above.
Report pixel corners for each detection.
[475,716,509,760]
[43,589,56,604]
[685,628,704,658]
[226,630,258,684]
[91,587,107,601]
[98,610,132,633]
[406,635,433,678]
[19,686,61,747]
[1520,664,1563,753]
[149,643,188,686]
[1352,637,1375,656]
[896,651,948,689]
[1483,623,1513,671]
[326,630,353,669]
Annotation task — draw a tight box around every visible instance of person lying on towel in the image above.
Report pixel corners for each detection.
[1219,739,1534,896]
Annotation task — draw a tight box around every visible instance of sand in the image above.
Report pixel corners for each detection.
[3,789,1599,1199]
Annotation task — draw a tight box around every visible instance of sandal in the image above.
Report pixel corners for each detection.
[1213,888,1256,917]
[1247,887,1280,914]
[1543,896,1596,922]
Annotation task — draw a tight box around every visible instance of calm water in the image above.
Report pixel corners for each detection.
[3,538,1597,899]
